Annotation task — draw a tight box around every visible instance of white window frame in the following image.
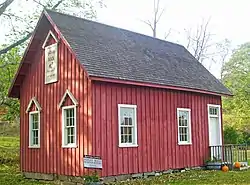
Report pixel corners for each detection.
[29,111,40,148]
[118,104,138,148]
[207,104,222,146]
[62,105,77,148]
[177,108,192,145]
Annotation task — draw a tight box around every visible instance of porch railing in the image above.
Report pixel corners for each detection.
[209,144,248,169]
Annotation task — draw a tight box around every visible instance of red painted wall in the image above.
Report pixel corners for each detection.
[92,81,221,177]
[20,18,92,177]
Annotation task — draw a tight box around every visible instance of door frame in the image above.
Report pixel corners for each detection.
[207,104,222,146]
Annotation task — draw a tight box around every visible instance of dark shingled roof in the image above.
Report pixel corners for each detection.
[46,10,232,95]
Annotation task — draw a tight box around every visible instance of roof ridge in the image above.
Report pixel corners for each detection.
[45,9,185,49]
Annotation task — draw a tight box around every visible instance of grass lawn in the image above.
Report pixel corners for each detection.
[0,136,250,185]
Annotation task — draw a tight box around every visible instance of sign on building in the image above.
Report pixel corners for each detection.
[84,155,102,169]
[45,43,58,84]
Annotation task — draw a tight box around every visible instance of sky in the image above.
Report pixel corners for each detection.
[1,0,250,78]
[96,0,250,46]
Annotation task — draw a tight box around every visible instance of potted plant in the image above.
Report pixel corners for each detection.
[205,157,222,170]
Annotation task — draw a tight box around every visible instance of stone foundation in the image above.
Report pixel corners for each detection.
[23,166,204,184]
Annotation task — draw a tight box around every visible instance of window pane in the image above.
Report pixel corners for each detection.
[31,113,39,129]
[121,127,124,134]
[35,137,38,145]
[128,127,132,134]
[124,117,129,125]
[128,135,132,143]
[67,135,71,144]
[128,117,133,125]
[66,109,70,117]
[120,107,134,125]
[184,119,188,126]
[32,130,38,145]
[121,135,125,143]
[179,127,188,142]
[209,107,218,116]
[33,113,38,122]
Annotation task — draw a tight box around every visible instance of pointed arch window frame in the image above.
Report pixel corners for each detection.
[26,97,41,149]
[26,97,42,113]
[59,89,78,148]
[42,30,58,49]
[58,89,78,108]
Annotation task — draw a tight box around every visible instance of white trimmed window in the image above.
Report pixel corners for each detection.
[26,97,41,148]
[62,105,77,147]
[59,89,78,148]
[177,108,192,145]
[29,111,40,147]
[118,104,138,147]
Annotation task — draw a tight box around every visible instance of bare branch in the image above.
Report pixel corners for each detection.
[141,19,154,31]
[0,32,32,55]
[33,0,46,8]
[142,0,165,38]
[156,8,165,24]
[164,28,171,39]
[0,0,65,56]
[0,0,14,16]
[52,0,64,10]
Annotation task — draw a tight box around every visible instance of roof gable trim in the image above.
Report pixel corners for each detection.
[59,89,78,108]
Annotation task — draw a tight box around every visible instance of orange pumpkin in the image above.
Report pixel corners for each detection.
[234,162,241,168]
[222,165,229,172]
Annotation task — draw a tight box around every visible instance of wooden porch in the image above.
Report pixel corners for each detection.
[209,144,249,170]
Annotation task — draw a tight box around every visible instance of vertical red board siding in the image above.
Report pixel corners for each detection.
[92,81,221,177]
[19,19,92,176]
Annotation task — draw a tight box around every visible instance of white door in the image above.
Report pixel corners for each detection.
[208,104,222,160]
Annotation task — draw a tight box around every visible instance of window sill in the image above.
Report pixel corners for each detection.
[28,145,40,149]
[119,144,138,148]
[62,144,77,148]
[178,142,192,145]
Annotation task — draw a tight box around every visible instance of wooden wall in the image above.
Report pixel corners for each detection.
[20,17,92,177]
[92,81,222,177]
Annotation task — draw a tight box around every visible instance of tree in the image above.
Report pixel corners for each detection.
[0,46,20,121]
[222,42,250,135]
[142,0,165,38]
[184,19,232,74]
[223,125,243,144]
[0,0,104,56]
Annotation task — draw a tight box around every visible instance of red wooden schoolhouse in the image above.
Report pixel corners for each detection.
[8,10,232,179]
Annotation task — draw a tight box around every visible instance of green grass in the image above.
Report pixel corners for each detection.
[0,136,250,185]
[0,164,51,185]
[0,136,51,185]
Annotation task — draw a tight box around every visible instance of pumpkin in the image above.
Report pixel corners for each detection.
[234,162,241,168]
[222,165,229,172]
